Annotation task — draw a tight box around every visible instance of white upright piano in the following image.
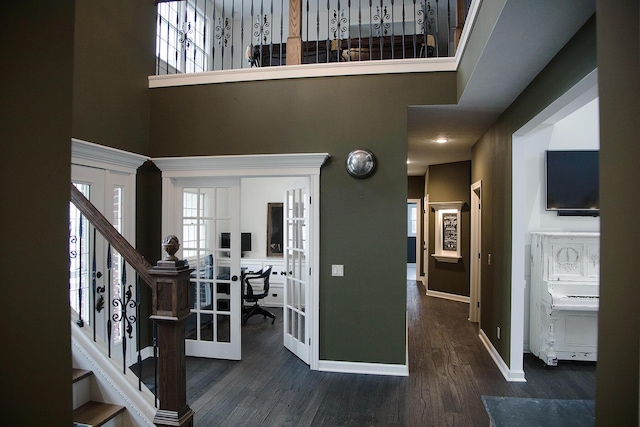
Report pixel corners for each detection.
[529,232,600,366]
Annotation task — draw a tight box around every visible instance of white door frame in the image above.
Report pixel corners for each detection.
[407,199,422,280]
[422,194,429,287]
[469,180,482,323]
[153,153,329,370]
[71,139,149,364]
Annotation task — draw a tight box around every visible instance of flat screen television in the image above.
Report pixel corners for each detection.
[545,150,599,216]
[220,232,252,252]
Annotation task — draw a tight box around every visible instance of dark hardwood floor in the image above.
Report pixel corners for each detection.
[135,280,596,426]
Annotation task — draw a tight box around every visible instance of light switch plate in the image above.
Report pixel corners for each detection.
[331,265,344,276]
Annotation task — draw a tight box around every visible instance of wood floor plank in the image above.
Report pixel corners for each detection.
[132,279,596,426]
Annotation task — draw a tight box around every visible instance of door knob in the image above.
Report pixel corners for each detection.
[231,275,239,281]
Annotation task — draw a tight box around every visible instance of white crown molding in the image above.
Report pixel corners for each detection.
[72,138,150,173]
[152,153,330,177]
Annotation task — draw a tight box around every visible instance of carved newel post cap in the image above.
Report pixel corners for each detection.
[162,235,180,261]
[152,235,187,270]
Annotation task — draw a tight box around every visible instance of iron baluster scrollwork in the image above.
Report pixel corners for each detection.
[92,228,98,341]
[417,0,426,35]
[373,5,390,37]
[69,227,78,261]
[179,22,194,50]
[112,257,138,374]
[136,274,143,391]
[216,17,232,47]
[107,243,112,358]
[254,14,271,46]
[330,8,348,41]
[77,213,84,328]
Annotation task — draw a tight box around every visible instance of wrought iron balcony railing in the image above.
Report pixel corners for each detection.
[156,0,473,74]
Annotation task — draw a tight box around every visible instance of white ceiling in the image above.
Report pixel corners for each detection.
[407,0,596,176]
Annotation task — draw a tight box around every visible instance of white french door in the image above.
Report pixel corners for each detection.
[70,165,105,329]
[177,178,242,360]
[283,179,311,364]
[71,164,137,364]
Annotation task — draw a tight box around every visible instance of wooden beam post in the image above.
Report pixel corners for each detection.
[149,236,194,427]
[286,0,302,65]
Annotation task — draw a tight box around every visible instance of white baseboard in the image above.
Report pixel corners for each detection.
[139,346,156,361]
[478,329,526,382]
[318,360,409,377]
[426,288,470,304]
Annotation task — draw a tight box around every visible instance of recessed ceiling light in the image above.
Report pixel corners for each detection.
[435,138,448,144]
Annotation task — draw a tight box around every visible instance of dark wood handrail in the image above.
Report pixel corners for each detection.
[70,183,154,287]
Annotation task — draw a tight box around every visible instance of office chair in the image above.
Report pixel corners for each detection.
[242,265,276,325]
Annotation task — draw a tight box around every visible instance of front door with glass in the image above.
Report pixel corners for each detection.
[71,164,137,364]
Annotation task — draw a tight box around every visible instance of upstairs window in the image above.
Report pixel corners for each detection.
[156,1,210,74]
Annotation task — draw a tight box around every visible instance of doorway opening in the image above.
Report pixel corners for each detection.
[407,199,422,282]
[154,153,328,370]
[511,70,599,380]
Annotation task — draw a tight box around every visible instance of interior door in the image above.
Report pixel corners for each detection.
[72,164,140,364]
[283,179,310,364]
[71,165,105,329]
[179,179,242,360]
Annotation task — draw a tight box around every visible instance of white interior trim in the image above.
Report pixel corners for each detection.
[153,153,329,177]
[426,289,470,304]
[72,138,150,173]
[153,153,329,371]
[479,329,526,383]
[469,180,482,323]
[318,360,409,377]
[510,68,599,380]
[149,58,457,88]
[408,198,422,281]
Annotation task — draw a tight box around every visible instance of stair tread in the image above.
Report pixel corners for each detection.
[73,401,125,426]
[72,368,93,383]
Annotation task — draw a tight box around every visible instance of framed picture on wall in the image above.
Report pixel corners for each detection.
[429,201,464,263]
[267,202,283,257]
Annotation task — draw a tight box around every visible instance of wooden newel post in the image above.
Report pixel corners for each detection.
[149,235,195,427]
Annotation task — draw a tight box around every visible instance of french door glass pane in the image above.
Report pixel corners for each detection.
[69,183,90,322]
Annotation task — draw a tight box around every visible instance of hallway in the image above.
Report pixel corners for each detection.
[138,279,596,425]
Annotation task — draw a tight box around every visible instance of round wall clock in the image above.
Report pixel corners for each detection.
[346,149,376,178]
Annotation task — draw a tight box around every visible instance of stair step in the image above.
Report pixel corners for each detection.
[72,368,93,383]
[73,401,125,427]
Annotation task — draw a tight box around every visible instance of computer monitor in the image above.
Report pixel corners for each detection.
[220,232,252,252]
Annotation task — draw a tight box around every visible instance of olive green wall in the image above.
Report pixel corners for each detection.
[72,1,158,347]
[471,16,597,365]
[426,161,471,296]
[408,175,425,199]
[595,0,640,424]
[149,72,457,364]
[0,2,75,424]
[72,0,156,154]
